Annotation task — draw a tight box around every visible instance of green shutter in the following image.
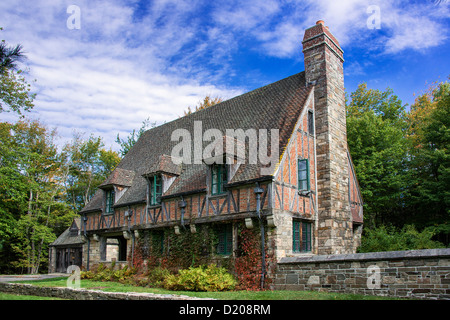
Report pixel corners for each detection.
[105,189,115,213]
[293,221,300,252]
[216,224,232,255]
[298,159,310,191]
[293,220,312,253]
[211,165,227,195]
[302,222,312,252]
[150,175,162,205]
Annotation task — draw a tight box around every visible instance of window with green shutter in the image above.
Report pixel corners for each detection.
[149,175,162,205]
[293,220,312,253]
[105,189,115,214]
[298,159,310,191]
[211,164,227,195]
[216,224,232,255]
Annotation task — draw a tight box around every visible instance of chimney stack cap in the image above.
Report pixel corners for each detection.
[316,20,325,25]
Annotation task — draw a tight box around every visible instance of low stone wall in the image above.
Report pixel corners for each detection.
[0,282,211,300]
[274,248,450,300]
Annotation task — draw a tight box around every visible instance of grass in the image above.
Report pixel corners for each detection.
[13,277,402,300]
[0,292,63,300]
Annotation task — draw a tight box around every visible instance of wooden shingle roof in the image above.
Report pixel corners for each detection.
[80,71,311,213]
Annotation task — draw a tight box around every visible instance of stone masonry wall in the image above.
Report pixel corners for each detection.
[302,21,353,255]
[0,282,209,300]
[273,248,450,300]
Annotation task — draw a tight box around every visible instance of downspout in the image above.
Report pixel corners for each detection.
[126,207,134,266]
[83,214,90,271]
[179,196,187,229]
[254,182,265,290]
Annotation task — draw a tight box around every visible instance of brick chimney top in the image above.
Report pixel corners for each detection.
[302,20,343,61]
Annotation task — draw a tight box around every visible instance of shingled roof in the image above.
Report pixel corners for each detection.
[80,71,312,214]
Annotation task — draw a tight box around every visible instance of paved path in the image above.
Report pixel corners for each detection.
[0,273,68,283]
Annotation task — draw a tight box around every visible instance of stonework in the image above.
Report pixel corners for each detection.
[302,21,354,255]
[274,248,450,300]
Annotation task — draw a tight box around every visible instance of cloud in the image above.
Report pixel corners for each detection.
[1,0,448,151]
[0,0,243,149]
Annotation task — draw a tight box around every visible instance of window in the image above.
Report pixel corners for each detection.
[293,220,312,253]
[298,159,310,191]
[149,175,162,205]
[105,189,115,214]
[308,110,314,134]
[152,231,164,255]
[216,224,232,255]
[211,164,227,195]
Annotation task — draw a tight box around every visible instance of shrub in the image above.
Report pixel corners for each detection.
[80,263,136,283]
[358,224,445,252]
[163,264,237,292]
[146,266,171,287]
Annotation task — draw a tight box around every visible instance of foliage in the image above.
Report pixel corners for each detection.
[406,80,449,235]
[346,83,410,228]
[0,68,35,116]
[163,264,237,292]
[184,95,223,116]
[61,133,121,212]
[0,120,76,274]
[0,28,26,71]
[115,117,157,157]
[234,226,273,290]
[358,224,445,253]
[0,28,34,116]
[80,263,137,283]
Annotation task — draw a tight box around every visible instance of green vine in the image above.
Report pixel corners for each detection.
[130,220,275,290]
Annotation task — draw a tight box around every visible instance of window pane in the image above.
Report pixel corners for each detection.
[298,159,310,191]
[308,111,314,134]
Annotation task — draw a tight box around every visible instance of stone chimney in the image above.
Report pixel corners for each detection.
[302,21,352,254]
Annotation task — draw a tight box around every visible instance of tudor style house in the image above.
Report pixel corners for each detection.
[49,21,363,274]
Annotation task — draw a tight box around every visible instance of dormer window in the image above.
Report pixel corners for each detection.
[149,175,162,205]
[105,189,115,214]
[211,164,227,195]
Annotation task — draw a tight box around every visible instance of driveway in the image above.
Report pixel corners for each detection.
[0,273,68,283]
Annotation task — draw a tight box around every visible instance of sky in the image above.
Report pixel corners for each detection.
[1,0,449,151]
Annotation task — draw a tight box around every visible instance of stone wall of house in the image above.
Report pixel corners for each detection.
[273,248,450,300]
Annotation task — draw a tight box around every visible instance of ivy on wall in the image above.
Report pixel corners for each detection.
[130,220,275,290]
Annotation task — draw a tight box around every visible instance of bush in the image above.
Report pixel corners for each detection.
[358,224,445,252]
[80,263,136,283]
[146,266,171,287]
[163,264,237,292]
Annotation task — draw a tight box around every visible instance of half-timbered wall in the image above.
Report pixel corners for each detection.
[84,183,271,233]
[270,91,318,257]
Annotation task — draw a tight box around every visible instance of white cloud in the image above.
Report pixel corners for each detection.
[1,0,448,151]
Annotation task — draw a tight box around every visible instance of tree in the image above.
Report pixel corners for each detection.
[116,117,156,157]
[184,95,223,116]
[0,120,75,274]
[407,79,449,241]
[0,28,35,116]
[0,37,26,71]
[61,133,121,212]
[346,83,410,228]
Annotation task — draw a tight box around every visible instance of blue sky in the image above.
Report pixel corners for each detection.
[1,0,449,150]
